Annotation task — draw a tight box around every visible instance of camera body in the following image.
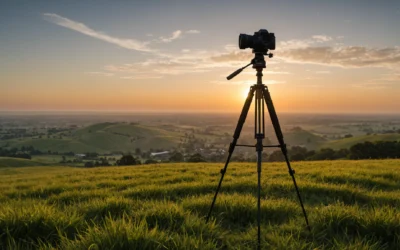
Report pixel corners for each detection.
[239,29,275,54]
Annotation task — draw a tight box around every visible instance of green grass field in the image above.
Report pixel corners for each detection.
[320,133,400,150]
[0,122,182,154]
[0,157,48,168]
[1,160,399,249]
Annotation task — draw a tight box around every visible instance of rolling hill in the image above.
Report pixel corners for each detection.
[283,128,327,149]
[1,123,182,154]
[320,133,400,150]
[0,157,46,168]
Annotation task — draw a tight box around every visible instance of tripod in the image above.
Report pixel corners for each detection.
[206,53,310,249]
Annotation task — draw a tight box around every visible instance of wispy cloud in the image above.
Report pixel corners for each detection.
[214,35,400,69]
[44,13,201,53]
[43,13,152,52]
[279,46,400,68]
[280,35,332,49]
[85,71,114,77]
[159,30,182,43]
[368,72,400,83]
[186,30,200,34]
[312,35,332,42]
[120,75,163,80]
[212,80,285,85]
[242,71,290,75]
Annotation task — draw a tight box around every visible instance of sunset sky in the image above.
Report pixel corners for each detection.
[1,0,399,113]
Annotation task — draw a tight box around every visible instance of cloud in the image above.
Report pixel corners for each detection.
[274,35,400,69]
[368,72,400,82]
[104,46,253,79]
[278,46,400,68]
[210,51,253,63]
[279,35,332,50]
[105,57,209,77]
[85,71,114,77]
[43,13,152,52]
[159,30,182,43]
[212,79,285,85]
[315,71,331,74]
[242,71,290,75]
[312,35,332,42]
[186,30,200,34]
[208,35,399,70]
[120,75,163,80]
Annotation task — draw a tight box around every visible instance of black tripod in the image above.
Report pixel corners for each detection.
[206,53,310,249]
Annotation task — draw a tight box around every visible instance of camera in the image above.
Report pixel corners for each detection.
[239,29,275,53]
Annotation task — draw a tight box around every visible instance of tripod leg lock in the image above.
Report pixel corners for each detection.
[220,169,226,175]
[289,169,295,176]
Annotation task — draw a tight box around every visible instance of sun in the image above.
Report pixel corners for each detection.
[241,88,250,100]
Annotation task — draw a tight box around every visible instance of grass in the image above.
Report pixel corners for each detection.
[321,133,400,150]
[1,122,182,154]
[0,157,47,168]
[0,160,399,249]
[1,122,333,154]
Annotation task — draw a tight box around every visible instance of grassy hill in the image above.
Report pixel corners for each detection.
[1,160,399,249]
[320,133,400,150]
[1,122,182,153]
[0,157,47,168]
[280,127,327,149]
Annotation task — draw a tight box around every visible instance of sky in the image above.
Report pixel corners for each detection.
[1,0,399,114]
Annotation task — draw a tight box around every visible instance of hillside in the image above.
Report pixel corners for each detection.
[320,133,400,150]
[281,127,327,149]
[1,160,399,249]
[0,157,46,168]
[1,122,182,153]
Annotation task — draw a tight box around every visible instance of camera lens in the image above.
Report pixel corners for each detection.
[239,34,252,49]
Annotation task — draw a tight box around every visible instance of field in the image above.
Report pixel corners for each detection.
[0,157,47,168]
[0,122,182,153]
[1,160,400,249]
[320,133,400,150]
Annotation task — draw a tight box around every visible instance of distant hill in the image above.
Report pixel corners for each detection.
[1,122,182,154]
[281,127,327,150]
[320,133,400,150]
[0,157,46,168]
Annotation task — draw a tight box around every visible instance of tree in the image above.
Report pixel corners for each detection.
[334,148,350,159]
[289,146,307,161]
[310,148,336,160]
[144,159,157,164]
[344,134,353,138]
[231,153,246,162]
[117,155,139,166]
[268,150,285,162]
[169,152,184,162]
[84,161,94,168]
[187,153,206,163]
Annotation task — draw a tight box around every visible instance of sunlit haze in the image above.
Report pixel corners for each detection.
[1,1,399,114]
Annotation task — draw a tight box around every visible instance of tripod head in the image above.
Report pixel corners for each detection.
[226,52,273,80]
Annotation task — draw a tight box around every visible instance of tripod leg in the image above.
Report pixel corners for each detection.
[206,86,256,222]
[256,137,263,250]
[262,87,311,232]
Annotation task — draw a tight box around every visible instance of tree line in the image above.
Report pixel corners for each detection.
[1,140,399,165]
[267,141,400,162]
